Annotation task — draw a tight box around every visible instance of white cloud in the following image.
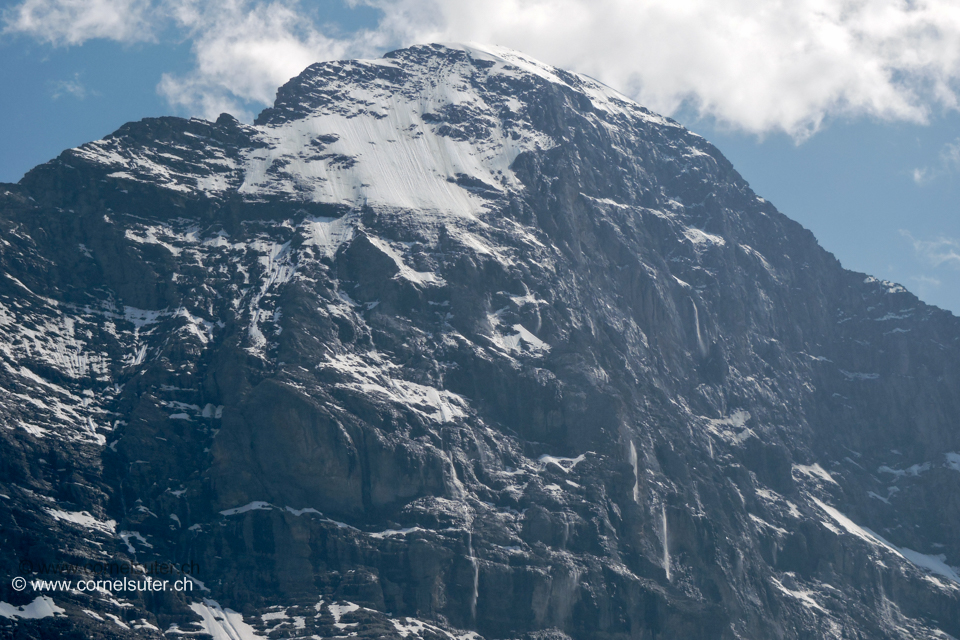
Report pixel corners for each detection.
[51,72,90,99]
[912,137,960,184]
[2,0,156,45]
[366,0,960,139]
[4,0,385,120]
[158,1,369,120]
[6,0,960,136]
[909,274,942,288]
[901,230,960,269]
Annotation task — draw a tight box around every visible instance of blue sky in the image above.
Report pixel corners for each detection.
[2,0,959,314]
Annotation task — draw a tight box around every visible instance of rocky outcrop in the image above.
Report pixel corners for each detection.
[0,43,958,639]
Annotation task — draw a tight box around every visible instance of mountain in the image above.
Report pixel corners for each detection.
[1,42,959,640]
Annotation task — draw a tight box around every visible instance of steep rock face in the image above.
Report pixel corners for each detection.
[1,43,959,640]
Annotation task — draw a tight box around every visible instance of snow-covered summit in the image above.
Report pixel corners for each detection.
[63,43,691,217]
[257,42,670,128]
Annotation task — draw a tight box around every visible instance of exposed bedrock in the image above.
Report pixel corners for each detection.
[0,43,958,640]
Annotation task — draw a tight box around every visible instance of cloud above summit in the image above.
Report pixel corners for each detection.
[5,0,960,138]
[156,1,375,121]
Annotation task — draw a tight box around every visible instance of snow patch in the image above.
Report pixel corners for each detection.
[301,215,355,259]
[684,228,725,248]
[490,322,550,355]
[705,410,753,445]
[118,530,152,553]
[0,596,65,620]
[878,462,932,477]
[189,598,265,640]
[813,498,960,588]
[46,508,116,534]
[770,577,826,613]
[328,601,360,629]
[220,501,273,516]
[539,454,586,473]
[944,453,960,472]
[794,463,839,486]
[321,352,468,423]
[366,236,444,286]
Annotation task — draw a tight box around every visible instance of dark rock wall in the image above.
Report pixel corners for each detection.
[0,44,958,639]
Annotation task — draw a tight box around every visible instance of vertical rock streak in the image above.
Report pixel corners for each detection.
[467,530,479,623]
[662,504,671,583]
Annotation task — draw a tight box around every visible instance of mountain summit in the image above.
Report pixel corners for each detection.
[65,43,683,215]
[1,43,959,639]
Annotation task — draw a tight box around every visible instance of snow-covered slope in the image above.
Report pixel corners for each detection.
[67,44,675,216]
